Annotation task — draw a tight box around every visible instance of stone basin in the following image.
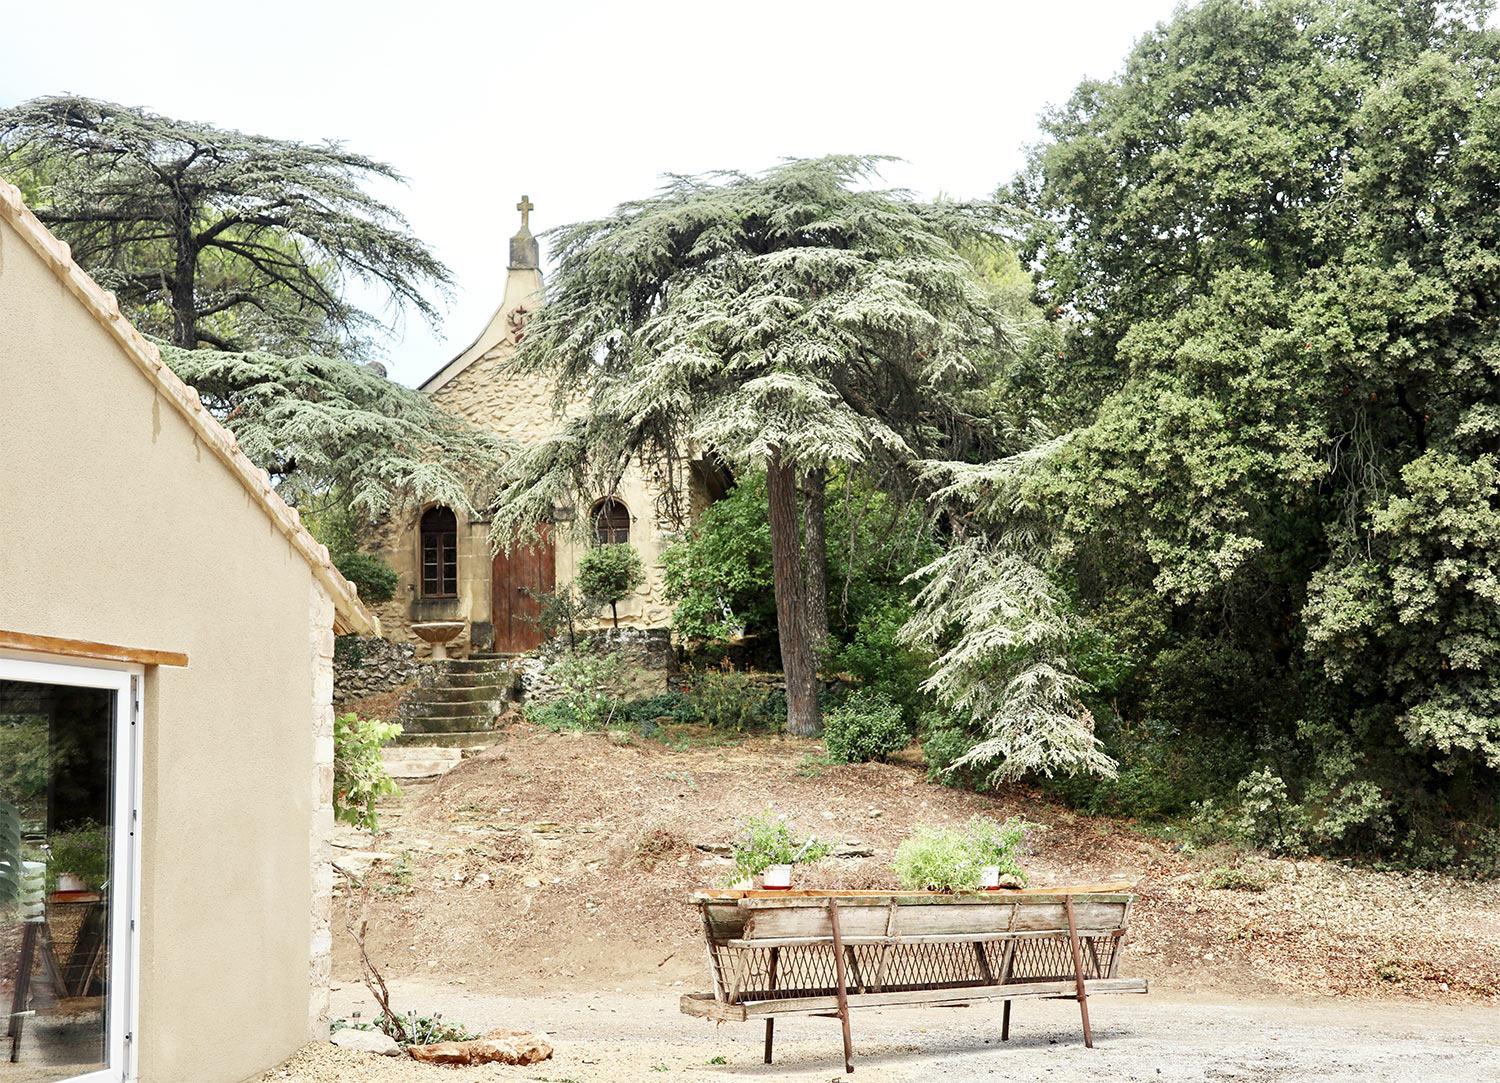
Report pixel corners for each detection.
[411,620,466,661]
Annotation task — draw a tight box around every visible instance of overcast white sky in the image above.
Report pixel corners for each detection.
[2,0,1183,387]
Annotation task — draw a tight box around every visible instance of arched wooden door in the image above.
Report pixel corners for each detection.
[492,526,555,653]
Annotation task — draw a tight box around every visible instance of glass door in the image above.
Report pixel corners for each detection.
[0,657,138,1083]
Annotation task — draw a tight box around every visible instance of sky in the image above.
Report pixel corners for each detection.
[1,0,1183,387]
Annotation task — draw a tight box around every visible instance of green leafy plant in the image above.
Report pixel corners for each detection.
[46,822,110,892]
[522,641,624,730]
[728,810,833,882]
[1201,864,1274,892]
[576,543,646,630]
[892,817,1029,892]
[893,825,980,892]
[679,665,780,732]
[822,689,910,763]
[965,816,1029,886]
[334,551,398,604]
[334,713,403,832]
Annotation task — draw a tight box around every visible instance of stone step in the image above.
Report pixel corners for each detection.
[408,683,514,703]
[398,714,500,734]
[401,699,505,720]
[470,652,524,661]
[421,669,517,688]
[434,659,515,674]
[394,732,506,748]
[380,746,463,779]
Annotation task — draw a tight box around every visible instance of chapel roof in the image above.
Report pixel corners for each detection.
[0,178,377,636]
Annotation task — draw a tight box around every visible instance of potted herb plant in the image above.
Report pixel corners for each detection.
[728,810,832,890]
[966,816,1029,890]
[892,817,1029,893]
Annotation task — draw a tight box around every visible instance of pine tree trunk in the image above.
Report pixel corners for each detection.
[170,240,198,349]
[801,468,829,660]
[767,453,821,736]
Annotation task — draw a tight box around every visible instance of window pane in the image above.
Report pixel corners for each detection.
[0,679,115,1080]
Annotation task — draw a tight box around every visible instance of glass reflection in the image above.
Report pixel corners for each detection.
[0,680,113,1081]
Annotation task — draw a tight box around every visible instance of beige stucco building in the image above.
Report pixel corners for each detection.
[370,200,724,657]
[0,179,375,1082]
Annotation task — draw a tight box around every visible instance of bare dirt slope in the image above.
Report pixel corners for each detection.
[332,723,1500,1008]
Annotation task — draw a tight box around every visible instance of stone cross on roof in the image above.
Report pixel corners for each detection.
[509,194,540,270]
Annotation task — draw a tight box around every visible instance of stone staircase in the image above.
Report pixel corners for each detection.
[393,655,523,747]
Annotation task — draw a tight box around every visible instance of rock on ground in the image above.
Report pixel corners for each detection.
[330,1027,400,1056]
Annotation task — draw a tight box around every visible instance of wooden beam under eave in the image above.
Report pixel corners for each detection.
[0,629,189,668]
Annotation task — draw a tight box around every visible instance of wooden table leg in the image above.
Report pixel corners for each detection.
[1002,999,1011,1041]
[764,947,780,1064]
[1064,896,1094,1048]
[828,900,855,1073]
[8,921,37,1063]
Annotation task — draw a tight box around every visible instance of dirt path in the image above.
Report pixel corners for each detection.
[255,979,1500,1082]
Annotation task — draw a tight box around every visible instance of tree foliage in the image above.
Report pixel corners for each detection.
[576,543,646,629]
[0,95,450,356]
[1005,0,1500,867]
[162,344,509,523]
[492,156,1011,735]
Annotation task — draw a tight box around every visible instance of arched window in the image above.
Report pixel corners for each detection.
[419,506,458,597]
[593,499,630,545]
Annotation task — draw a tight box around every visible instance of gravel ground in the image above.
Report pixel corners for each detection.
[248,979,1500,1083]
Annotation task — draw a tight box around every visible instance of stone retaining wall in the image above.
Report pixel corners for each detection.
[519,628,675,703]
[333,636,420,705]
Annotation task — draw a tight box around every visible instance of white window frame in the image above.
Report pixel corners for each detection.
[0,653,142,1083]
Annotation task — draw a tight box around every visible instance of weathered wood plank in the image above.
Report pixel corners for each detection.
[723,977,1149,1016]
[738,900,1127,941]
[0,629,187,667]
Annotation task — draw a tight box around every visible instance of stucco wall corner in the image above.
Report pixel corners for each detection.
[308,581,337,1038]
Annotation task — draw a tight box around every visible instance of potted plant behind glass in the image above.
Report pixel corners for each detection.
[46,821,110,897]
[728,810,832,890]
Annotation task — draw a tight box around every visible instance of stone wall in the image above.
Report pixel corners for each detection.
[333,636,420,706]
[519,628,676,703]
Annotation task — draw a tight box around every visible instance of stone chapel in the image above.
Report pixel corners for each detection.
[368,198,725,658]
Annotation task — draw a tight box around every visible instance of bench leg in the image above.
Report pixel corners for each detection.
[764,1019,775,1064]
[828,900,855,1073]
[1064,897,1094,1048]
[1002,999,1011,1041]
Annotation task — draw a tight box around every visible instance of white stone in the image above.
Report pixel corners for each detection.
[332,1027,401,1056]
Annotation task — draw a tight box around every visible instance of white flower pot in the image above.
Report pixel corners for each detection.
[57,873,87,893]
[762,864,793,890]
[980,866,1002,891]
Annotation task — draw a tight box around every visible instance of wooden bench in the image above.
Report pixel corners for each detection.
[682,884,1147,1072]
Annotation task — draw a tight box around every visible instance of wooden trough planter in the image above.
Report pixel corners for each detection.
[682,884,1147,1073]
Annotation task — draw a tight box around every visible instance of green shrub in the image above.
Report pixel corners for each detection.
[1201,864,1274,892]
[892,817,1029,892]
[893,825,981,892]
[680,665,779,731]
[823,689,910,763]
[728,810,833,881]
[526,640,625,730]
[334,551,398,604]
[577,543,646,629]
[334,713,403,831]
[616,693,698,728]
